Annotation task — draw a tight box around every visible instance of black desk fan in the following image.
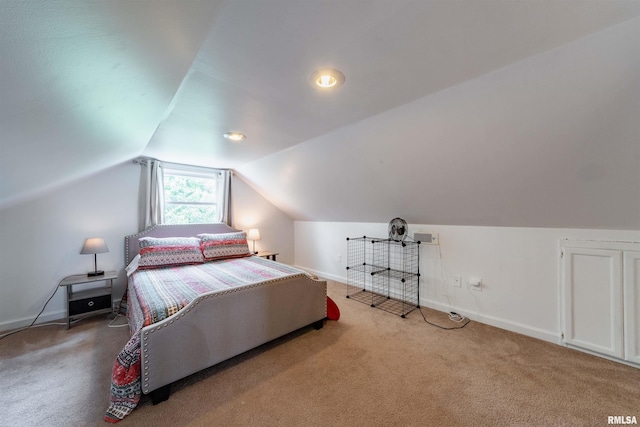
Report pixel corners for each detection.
[388,217,408,242]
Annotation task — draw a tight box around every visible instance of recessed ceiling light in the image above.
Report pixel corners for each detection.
[223,132,246,141]
[310,68,345,89]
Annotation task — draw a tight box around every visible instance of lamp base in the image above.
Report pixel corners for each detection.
[88,270,105,277]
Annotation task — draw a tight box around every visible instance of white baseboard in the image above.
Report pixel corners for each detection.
[0,298,121,333]
[420,298,560,344]
[564,344,640,369]
[0,309,66,333]
[295,265,561,345]
[293,265,345,284]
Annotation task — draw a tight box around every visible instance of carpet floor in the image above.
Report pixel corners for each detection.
[1,280,639,427]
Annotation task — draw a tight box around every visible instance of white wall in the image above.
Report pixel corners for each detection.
[231,174,294,264]
[294,221,640,343]
[0,162,140,331]
[0,164,295,332]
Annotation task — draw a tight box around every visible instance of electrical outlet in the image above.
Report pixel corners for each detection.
[454,275,462,288]
[469,277,482,291]
[337,254,342,263]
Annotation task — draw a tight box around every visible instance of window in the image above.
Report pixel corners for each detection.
[162,167,225,224]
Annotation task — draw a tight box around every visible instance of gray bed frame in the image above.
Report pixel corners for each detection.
[124,223,327,403]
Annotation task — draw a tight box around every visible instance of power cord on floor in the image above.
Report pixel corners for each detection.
[0,279,63,340]
[0,277,126,339]
[108,313,129,328]
[0,321,67,339]
[418,307,470,330]
[448,312,466,322]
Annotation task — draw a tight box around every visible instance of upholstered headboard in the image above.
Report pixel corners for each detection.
[124,223,240,265]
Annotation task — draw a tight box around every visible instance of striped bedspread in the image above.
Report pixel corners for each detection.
[105,256,306,423]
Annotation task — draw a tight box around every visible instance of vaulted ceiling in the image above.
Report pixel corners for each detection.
[1,1,639,229]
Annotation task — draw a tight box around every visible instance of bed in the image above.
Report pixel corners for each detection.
[105,223,327,422]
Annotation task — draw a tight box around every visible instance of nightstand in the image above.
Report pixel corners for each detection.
[257,251,279,261]
[59,271,117,329]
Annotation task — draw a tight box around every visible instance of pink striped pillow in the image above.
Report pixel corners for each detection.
[198,232,251,261]
[138,237,204,269]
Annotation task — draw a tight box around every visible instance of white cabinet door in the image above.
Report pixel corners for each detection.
[562,247,623,359]
[624,251,640,364]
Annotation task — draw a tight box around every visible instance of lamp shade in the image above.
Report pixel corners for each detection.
[80,237,109,254]
[246,229,261,241]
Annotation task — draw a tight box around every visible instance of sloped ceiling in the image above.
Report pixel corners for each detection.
[238,16,640,229]
[0,0,225,208]
[1,1,639,229]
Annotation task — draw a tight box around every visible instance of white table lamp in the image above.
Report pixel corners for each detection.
[81,237,109,276]
[247,229,261,254]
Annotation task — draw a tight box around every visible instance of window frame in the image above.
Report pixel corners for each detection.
[162,166,224,225]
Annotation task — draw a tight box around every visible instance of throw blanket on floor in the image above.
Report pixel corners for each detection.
[105,257,305,423]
